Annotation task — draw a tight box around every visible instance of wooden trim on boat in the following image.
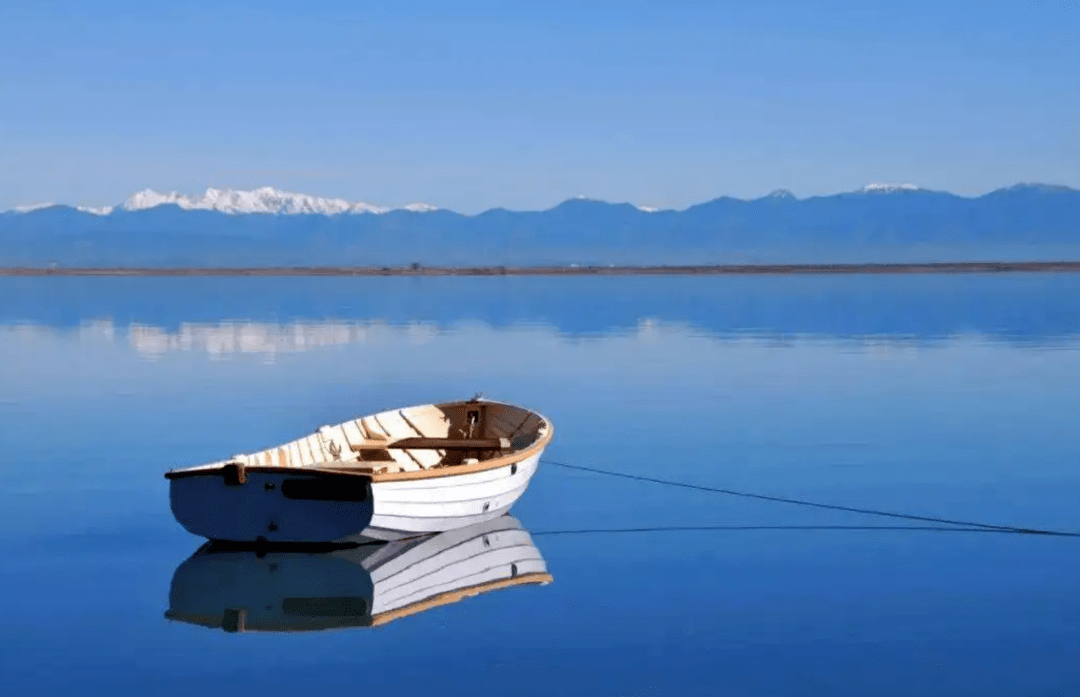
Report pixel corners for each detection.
[368,572,554,627]
[351,436,512,451]
[164,464,373,481]
[339,423,553,483]
[164,402,552,484]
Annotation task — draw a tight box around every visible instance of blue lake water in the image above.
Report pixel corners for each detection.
[3,274,1080,696]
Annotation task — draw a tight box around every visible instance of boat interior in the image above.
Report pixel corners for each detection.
[224,400,549,476]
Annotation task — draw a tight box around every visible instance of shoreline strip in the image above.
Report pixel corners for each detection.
[2,261,1080,277]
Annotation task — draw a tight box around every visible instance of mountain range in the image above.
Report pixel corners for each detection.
[2,183,1078,266]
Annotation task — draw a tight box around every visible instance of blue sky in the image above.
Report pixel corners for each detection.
[2,0,1077,212]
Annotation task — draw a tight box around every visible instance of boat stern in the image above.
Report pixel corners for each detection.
[167,466,374,543]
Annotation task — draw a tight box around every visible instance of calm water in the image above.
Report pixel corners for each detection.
[3,274,1080,696]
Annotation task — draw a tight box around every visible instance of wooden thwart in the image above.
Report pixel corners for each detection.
[350,437,511,452]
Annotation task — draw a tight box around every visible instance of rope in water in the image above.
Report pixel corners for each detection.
[530,524,1022,537]
[541,458,1080,538]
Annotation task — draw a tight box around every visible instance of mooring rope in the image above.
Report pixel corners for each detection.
[541,458,1080,538]
[530,524,1020,537]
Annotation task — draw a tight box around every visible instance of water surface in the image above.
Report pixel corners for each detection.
[3,274,1080,696]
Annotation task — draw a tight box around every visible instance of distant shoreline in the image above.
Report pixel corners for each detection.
[2,261,1080,277]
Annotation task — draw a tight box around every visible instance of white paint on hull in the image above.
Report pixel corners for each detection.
[367,453,541,535]
[358,504,519,541]
[372,456,538,491]
[373,455,539,501]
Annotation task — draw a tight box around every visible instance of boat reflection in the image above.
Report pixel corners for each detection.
[165,515,551,633]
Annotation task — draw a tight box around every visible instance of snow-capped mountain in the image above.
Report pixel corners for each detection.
[12,202,58,213]
[7,182,1076,217]
[3,187,442,216]
[401,202,439,213]
[2,182,1078,268]
[77,205,114,215]
[860,182,922,193]
[118,186,438,215]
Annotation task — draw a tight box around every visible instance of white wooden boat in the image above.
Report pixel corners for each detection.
[165,515,552,632]
[166,398,553,543]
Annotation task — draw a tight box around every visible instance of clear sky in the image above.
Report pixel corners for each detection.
[2,0,1078,212]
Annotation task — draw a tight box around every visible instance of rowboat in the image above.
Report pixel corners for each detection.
[165,515,552,632]
[165,398,553,543]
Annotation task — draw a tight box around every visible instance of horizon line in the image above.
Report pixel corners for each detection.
[3,261,1080,277]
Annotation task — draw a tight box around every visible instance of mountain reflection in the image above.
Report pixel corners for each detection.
[131,320,440,357]
[165,515,551,633]
[4,274,1080,347]
[4,315,1079,361]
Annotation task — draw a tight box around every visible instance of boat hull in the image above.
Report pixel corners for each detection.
[168,450,544,543]
[363,450,543,540]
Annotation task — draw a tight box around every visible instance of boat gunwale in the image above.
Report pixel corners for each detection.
[164,401,552,483]
[345,420,552,483]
